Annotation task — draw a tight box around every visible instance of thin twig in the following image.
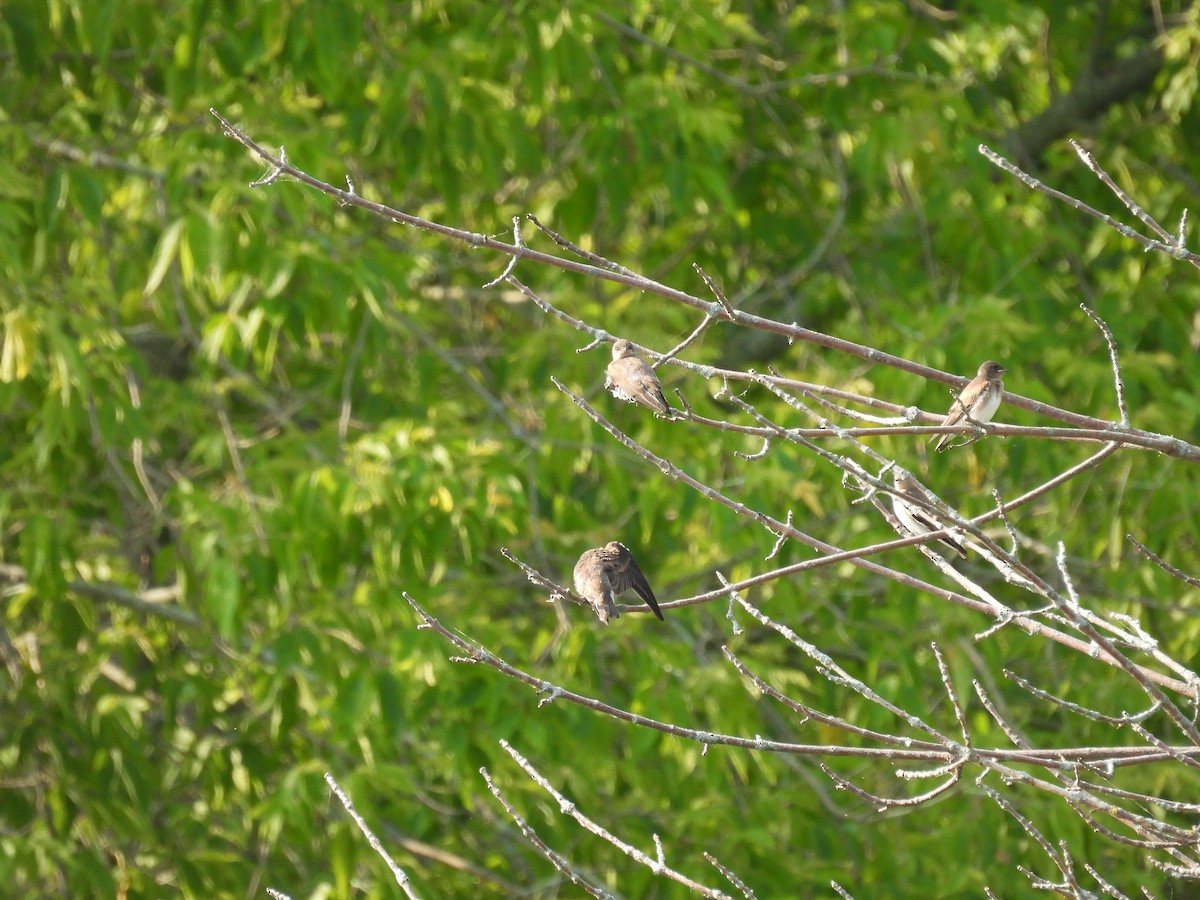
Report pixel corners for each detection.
[1126,535,1200,589]
[479,767,616,899]
[1080,304,1131,426]
[704,852,757,900]
[324,772,422,900]
[499,740,736,899]
[1052,546,1200,739]
[482,216,524,289]
[1071,139,1176,245]
[525,213,638,277]
[933,644,972,746]
[657,311,717,365]
[980,143,1200,268]
[693,263,736,319]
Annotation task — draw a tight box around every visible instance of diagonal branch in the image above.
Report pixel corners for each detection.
[210,110,1200,462]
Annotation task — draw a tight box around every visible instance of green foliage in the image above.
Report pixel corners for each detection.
[2,0,1199,897]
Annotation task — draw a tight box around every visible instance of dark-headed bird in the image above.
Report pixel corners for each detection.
[891,472,968,559]
[572,541,665,624]
[932,360,1006,451]
[605,339,673,416]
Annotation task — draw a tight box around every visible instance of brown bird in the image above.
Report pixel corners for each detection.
[932,360,1006,451]
[605,339,672,416]
[891,472,967,558]
[572,541,665,624]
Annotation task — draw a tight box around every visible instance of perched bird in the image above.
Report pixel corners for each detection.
[572,541,665,624]
[605,339,673,416]
[932,360,1007,451]
[890,472,968,558]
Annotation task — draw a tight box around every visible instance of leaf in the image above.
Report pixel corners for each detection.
[81,0,117,62]
[205,555,240,640]
[144,218,186,297]
[0,309,34,382]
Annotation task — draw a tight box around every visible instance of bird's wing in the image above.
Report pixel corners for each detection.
[637,374,671,413]
[894,481,968,558]
[904,505,967,557]
[943,379,985,425]
[608,545,665,620]
[933,379,986,449]
[609,358,670,413]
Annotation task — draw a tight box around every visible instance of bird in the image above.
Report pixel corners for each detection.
[890,472,968,558]
[932,360,1007,451]
[572,541,665,624]
[605,339,673,416]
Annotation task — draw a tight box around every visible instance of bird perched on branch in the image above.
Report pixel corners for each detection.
[605,339,673,416]
[572,541,665,624]
[932,360,1006,451]
[890,472,968,558]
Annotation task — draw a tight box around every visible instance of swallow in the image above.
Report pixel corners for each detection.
[932,360,1007,451]
[605,339,673,416]
[890,472,968,558]
[572,541,665,624]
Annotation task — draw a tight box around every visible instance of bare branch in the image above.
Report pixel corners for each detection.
[704,852,757,900]
[693,262,736,320]
[525,213,639,277]
[1071,139,1177,246]
[499,740,737,898]
[212,111,1200,460]
[979,142,1200,268]
[1006,670,1161,726]
[324,772,422,900]
[1080,304,1131,426]
[1050,546,1200,741]
[933,644,971,746]
[820,761,963,810]
[482,215,524,288]
[1126,535,1200,589]
[480,767,617,899]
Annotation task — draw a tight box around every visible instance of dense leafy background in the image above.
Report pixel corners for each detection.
[2,1,1199,896]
